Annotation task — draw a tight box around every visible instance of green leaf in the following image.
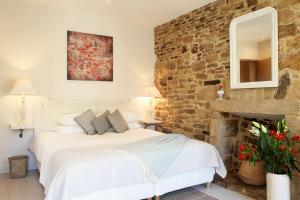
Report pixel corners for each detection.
[277,121,281,132]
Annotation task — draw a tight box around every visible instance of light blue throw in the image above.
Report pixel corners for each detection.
[118,134,186,178]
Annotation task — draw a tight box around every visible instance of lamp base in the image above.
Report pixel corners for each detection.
[17,120,28,126]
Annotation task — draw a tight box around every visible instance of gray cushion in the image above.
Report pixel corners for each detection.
[92,110,112,135]
[74,109,97,135]
[107,110,129,133]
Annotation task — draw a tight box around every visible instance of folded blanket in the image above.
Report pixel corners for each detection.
[107,134,186,182]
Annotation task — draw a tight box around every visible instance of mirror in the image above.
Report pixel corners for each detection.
[230,7,278,89]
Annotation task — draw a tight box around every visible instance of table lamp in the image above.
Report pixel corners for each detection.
[10,78,37,125]
[141,86,162,119]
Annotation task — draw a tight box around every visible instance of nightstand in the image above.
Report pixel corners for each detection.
[10,124,34,138]
[140,119,162,129]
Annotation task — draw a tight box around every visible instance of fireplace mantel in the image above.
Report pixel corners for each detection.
[210,100,300,116]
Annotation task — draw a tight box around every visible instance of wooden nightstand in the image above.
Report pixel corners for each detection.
[140,119,162,130]
[10,124,34,138]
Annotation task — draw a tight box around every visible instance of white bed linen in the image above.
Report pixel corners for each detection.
[72,168,215,200]
[30,129,226,200]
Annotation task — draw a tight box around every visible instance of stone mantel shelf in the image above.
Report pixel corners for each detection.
[210,100,300,116]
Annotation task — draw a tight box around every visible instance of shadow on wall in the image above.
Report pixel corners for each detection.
[0,61,28,97]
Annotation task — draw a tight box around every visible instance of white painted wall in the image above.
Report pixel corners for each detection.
[237,40,271,60]
[0,0,156,174]
[258,40,271,59]
[237,41,260,60]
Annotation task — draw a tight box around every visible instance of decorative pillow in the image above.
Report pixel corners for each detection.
[92,110,113,135]
[106,127,116,132]
[53,126,85,134]
[74,109,97,135]
[107,110,129,133]
[57,113,78,126]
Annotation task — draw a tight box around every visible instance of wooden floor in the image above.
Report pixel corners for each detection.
[0,171,44,200]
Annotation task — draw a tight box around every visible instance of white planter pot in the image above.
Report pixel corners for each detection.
[267,173,290,200]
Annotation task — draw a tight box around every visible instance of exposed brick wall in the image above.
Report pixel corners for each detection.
[154,0,300,139]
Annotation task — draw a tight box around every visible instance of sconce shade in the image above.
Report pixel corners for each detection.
[141,86,162,98]
[10,78,37,95]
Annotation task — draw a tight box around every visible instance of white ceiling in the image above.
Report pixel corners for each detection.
[22,0,216,27]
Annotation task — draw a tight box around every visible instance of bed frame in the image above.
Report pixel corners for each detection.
[33,98,137,132]
[32,98,214,200]
[69,168,214,200]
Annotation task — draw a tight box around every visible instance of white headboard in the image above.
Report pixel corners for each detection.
[34,98,136,131]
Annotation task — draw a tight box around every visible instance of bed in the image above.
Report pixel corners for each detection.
[30,99,227,200]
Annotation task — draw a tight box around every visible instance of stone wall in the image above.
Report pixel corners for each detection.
[154,0,299,138]
[154,0,300,199]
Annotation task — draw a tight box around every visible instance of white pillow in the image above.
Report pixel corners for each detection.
[57,113,78,126]
[120,111,140,123]
[53,126,84,134]
[127,122,143,129]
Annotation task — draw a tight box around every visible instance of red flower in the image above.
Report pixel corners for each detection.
[274,133,286,141]
[291,148,298,156]
[239,144,246,151]
[269,130,276,136]
[216,83,223,90]
[251,147,256,151]
[279,133,286,141]
[292,136,300,142]
[239,154,246,161]
[246,153,252,158]
[279,144,285,151]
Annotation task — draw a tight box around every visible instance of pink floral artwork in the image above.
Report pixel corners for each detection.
[67,31,113,81]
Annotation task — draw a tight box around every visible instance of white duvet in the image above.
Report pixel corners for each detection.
[30,128,226,200]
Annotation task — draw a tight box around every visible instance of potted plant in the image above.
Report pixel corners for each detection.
[238,144,266,185]
[245,119,300,200]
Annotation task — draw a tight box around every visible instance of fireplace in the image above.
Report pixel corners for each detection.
[209,100,300,200]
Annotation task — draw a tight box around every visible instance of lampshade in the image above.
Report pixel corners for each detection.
[10,78,37,95]
[141,86,162,98]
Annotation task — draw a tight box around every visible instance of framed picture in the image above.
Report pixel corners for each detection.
[67,31,113,81]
